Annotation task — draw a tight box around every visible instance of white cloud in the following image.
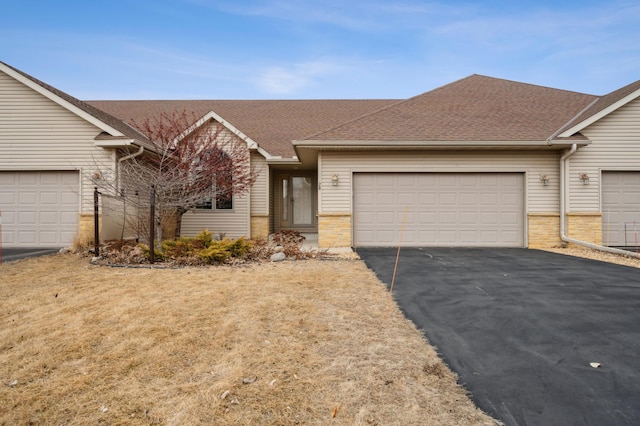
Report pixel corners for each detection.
[255,60,344,95]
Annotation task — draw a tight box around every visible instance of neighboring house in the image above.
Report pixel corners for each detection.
[0,61,154,248]
[2,61,639,250]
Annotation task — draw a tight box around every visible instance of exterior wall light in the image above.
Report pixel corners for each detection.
[540,174,550,186]
[331,174,339,186]
[580,173,590,185]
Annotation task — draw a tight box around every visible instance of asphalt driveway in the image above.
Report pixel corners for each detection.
[357,247,640,426]
[1,248,60,263]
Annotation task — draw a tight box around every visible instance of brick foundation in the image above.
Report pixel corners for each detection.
[250,215,270,240]
[528,213,561,248]
[318,213,352,248]
[78,213,98,246]
[566,213,602,246]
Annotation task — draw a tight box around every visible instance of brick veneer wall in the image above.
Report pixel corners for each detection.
[78,213,97,245]
[566,213,602,246]
[318,213,352,248]
[250,215,269,240]
[528,213,561,248]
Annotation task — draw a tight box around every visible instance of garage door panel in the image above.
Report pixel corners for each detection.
[459,212,478,225]
[438,211,457,224]
[480,212,498,225]
[61,192,76,205]
[40,192,60,204]
[418,175,437,185]
[1,171,79,248]
[418,211,436,223]
[480,193,499,204]
[61,211,78,225]
[19,211,37,224]
[439,193,457,205]
[19,192,37,204]
[602,172,640,246]
[460,193,477,205]
[18,231,37,244]
[19,173,38,185]
[354,172,524,247]
[419,192,436,204]
[40,231,59,244]
[40,211,59,224]
[0,192,15,203]
[398,192,415,205]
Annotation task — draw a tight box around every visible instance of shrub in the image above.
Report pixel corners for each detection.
[194,229,214,248]
[94,229,320,265]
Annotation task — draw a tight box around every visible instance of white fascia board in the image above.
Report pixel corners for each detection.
[0,63,125,137]
[94,138,135,148]
[175,110,273,159]
[293,139,571,149]
[266,157,300,165]
[557,88,640,138]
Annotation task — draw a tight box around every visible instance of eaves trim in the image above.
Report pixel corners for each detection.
[293,139,590,149]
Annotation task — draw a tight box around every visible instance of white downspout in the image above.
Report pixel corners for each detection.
[560,144,640,258]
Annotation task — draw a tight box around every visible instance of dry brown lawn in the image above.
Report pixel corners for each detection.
[0,254,496,425]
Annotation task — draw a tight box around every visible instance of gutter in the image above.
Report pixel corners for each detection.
[560,143,640,258]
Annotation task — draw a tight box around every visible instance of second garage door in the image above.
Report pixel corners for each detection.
[602,171,640,247]
[0,171,79,248]
[353,173,524,247]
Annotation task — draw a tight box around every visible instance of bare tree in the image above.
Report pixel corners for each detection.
[113,109,257,243]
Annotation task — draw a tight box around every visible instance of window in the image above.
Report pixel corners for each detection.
[195,149,233,210]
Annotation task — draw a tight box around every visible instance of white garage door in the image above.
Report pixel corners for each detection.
[354,173,524,247]
[0,171,79,248]
[602,171,640,247]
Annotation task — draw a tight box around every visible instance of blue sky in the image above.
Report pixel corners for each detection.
[2,0,639,100]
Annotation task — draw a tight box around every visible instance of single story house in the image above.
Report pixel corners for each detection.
[1,60,639,250]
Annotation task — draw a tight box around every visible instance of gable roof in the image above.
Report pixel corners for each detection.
[555,78,640,138]
[87,99,399,158]
[302,75,598,143]
[0,61,152,149]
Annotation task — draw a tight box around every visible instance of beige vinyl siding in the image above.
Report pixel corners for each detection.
[180,193,250,239]
[319,150,559,214]
[570,98,640,212]
[179,127,253,239]
[0,70,115,213]
[250,152,269,215]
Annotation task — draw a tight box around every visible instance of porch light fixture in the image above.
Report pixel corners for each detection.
[540,174,550,186]
[580,172,590,185]
[331,174,339,186]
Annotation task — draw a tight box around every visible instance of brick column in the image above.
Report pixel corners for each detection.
[318,213,352,248]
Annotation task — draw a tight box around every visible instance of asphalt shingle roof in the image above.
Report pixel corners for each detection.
[87,99,399,158]
[305,75,600,142]
[9,59,640,162]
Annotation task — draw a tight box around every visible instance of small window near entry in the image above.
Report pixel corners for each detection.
[195,192,233,210]
[195,197,213,210]
[216,192,233,210]
[282,177,289,221]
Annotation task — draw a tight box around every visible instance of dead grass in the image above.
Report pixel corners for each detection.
[0,254,495,425]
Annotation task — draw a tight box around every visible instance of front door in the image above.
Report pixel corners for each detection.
[277,173,316,231]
